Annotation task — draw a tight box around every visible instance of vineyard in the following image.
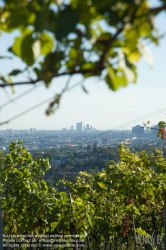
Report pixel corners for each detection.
[0,134,166,250]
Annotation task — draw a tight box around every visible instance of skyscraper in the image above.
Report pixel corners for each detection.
[76,122,82,131]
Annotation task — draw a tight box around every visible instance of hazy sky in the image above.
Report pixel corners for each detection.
[0,1,166,131]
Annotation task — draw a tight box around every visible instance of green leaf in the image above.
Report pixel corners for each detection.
[40,32,54,55]
[81,62,95,70]
[9,29,34,66]
[7,76,15,93]
[106,66,128,91]
[56,6,79,41]
[97,182,106,189]
[69,48,78,59]
[0,75,7,83]
[9,69,22,76]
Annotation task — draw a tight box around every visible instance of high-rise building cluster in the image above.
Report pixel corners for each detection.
[68,122,95,131]
[84,124,93,131]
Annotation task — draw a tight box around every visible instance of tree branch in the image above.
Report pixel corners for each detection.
[96,6,139,71]
[149,3,166,15]
[96,26,124,71]
[135,3,166,19]
[0,79,42,87]
[0,68,100,88]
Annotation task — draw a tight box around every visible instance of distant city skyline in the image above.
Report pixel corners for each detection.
[0,123,160,132]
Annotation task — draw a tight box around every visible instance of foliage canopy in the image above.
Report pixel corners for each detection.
[1,141,166,249]
[0,0,166,114]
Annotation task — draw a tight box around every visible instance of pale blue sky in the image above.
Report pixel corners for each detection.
[0,1,166,130]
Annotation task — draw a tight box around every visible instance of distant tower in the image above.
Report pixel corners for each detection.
[86,124,89,131]
[76,122,82,131]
